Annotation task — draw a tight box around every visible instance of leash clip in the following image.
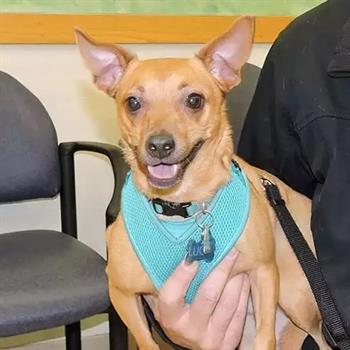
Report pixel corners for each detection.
[261,177,273,187]
[261,177,285,206]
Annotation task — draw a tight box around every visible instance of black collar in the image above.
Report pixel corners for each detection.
[151,198,192,218]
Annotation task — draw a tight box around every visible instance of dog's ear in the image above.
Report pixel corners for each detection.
[75,28,136,96]
[197,17,254,92]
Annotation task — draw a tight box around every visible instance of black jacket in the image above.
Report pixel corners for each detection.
[238,0,350,337]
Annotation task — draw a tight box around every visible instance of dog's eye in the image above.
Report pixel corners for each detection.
[126,96,141,112]
[186,93,203,110]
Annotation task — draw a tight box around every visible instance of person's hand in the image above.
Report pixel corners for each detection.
[144,250,250,350]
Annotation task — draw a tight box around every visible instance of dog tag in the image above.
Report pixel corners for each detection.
[185,226,215,264]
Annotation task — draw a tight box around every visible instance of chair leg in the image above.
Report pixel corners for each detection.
[65,322,82,350]
[109,307,128,350]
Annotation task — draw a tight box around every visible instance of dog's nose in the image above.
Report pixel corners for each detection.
[147,134,175,159]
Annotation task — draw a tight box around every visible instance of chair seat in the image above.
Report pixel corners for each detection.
[0,230,110,336]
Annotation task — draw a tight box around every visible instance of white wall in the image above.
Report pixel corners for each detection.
[0,43,271,348]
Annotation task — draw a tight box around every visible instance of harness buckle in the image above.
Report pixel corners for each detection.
[152,198,191,218]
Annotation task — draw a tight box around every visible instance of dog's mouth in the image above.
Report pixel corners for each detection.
[146,140,204,189]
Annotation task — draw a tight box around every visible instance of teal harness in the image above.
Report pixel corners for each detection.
[121,163,250,303]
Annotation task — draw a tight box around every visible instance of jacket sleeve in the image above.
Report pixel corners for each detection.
[237,44,316,198]
[299,116,350,329]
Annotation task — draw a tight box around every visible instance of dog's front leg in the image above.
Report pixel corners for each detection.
[250,262,279,350]
[109,284,159,350]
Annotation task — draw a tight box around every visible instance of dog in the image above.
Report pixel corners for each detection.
[75,17,329,350]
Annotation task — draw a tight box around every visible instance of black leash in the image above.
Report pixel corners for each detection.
[262,177,350,350]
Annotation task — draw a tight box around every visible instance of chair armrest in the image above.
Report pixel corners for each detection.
[59,142,128,237]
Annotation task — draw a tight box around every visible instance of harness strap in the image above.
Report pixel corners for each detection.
[262,178,350,350]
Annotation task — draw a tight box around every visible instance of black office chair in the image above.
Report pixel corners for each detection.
[0,71,128,350]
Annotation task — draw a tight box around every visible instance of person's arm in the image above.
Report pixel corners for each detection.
[299,117,350,334]
[145,250,250,350]
[238,23,350,338]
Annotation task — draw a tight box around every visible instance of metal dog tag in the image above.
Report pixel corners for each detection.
[202,225,212,254]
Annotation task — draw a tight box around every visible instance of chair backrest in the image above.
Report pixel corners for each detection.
[0,72,61,203]
[226,63,261,148]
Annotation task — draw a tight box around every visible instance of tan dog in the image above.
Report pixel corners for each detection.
[76,17,329,350]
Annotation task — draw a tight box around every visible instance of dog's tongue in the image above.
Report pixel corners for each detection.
[148,164,179,179]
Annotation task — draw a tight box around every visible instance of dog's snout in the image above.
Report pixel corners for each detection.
[147,134,175,159]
